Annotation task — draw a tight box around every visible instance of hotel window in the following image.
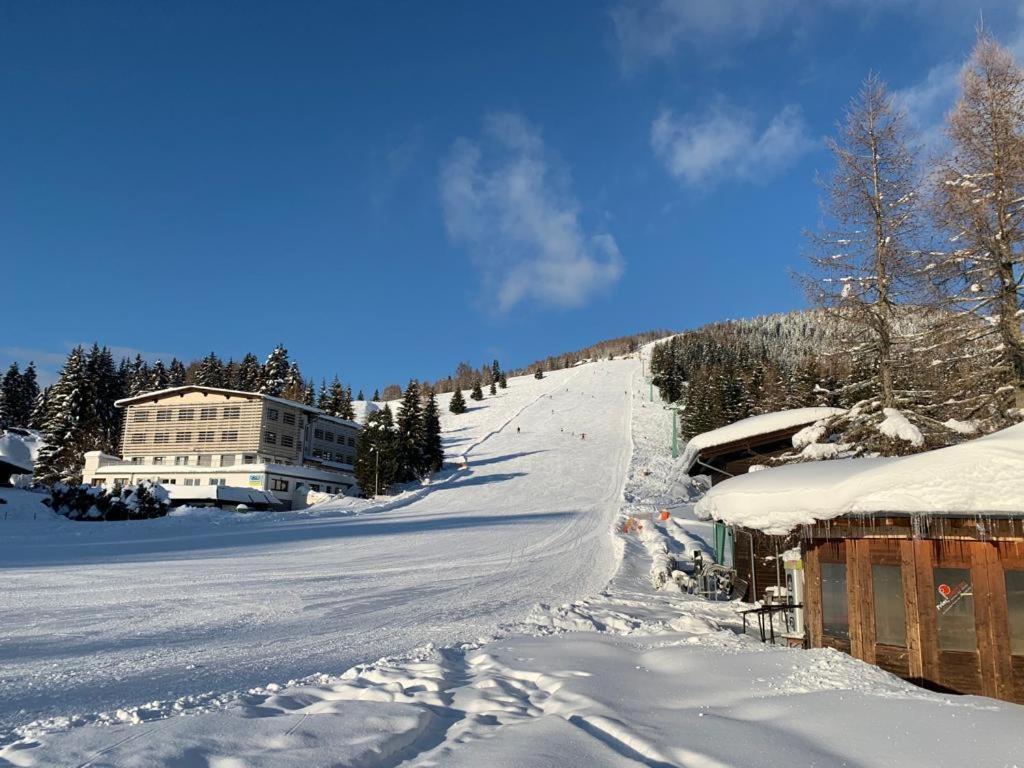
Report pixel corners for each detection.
[220,454,235,467]
[872,565,907,646]
[934,567,977,652]
[312,448,323,459]
[314,429,324,440]
[267,408,279,421]
[131,434,146,444]
[281,435,294,448]
[208,478,226,486]
[183,478,201,486]
[158,477,174,484]
[310,484,321,492]
[156,409,171,422]
[1005,571,1024,655]
[325,431,335,442]
[197,455,213,466]
[243,454,256,463]
[199,407,217,420]
[271,478,289,491]
[154,432,170,444]
[223,406,240,419]
[265,431,277,444]
[821,563,850,640]
[176,432,192,443]
[178,409,194,421]
[133,411,149,422]
[153,456,165,465]
[283,412,296,425]
[221,430,238,441]
[130,457,144,465]
[174,456,189,466]
[198,431,214,443]
[347,437,355,447]
[336,434,345,444]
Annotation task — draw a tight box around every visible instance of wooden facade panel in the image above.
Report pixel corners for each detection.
[875,644,911,678]
[938,650,984,695]
[1012,656,1024,703]
[804,544,823,648]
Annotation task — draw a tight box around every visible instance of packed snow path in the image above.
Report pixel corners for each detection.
[0,362,632,735]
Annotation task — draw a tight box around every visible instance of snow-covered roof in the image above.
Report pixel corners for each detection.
[695,422,1024,535]
[167,486,283,506]
[0,429,40,473]
[114,385,322,413]
[680,407,845,472]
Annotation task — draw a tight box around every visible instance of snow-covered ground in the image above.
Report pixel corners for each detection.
[0,362,631,741]
[2,353,1023,766]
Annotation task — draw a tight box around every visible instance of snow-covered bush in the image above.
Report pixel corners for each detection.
[45,481,170,521]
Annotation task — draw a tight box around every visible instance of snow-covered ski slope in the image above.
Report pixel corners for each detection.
[5,349,1022,767]
[0,361,632,736]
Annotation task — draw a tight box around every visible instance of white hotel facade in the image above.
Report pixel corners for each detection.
[82,385,360,508]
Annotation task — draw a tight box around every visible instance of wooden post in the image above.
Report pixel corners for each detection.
[971,542,1012,700]
[900,539,924,682]
[913,540,940,685]
[805,543,823,648]
[846,539,874,663]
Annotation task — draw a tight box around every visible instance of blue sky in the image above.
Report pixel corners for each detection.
[4,1,1021,391]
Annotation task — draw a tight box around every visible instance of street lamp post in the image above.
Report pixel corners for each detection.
[369,445,380,497]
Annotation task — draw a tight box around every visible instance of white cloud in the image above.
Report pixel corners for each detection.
[0,344,175,387]
[439,113,623,312]
[650,103,813,186]
[610,0,1018,71]
[611,0,801,70]
[894,9,1024,156]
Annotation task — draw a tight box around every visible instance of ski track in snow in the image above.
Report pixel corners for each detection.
[3,352,1024,767]
[0,362,630,741]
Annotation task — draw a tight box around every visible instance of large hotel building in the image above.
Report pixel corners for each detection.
[82,385,360,508]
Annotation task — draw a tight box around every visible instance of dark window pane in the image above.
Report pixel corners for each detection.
[1005,570,1024,655]
[934,567,976,652]
[872,565,906,646]
[821,562,849,639]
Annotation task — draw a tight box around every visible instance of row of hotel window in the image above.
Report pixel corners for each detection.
[313,429,356,446]
[130,455,257,466]
[309,447,355,464]
[133,406,270,422]
[821,563,1024,654]
[113,477,345,494]
[132,431,246,444]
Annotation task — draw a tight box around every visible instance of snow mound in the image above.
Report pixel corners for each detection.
[877,407,924,447]
[696,422,1024,534]
[680,407,845,471]
[0,430,40,473]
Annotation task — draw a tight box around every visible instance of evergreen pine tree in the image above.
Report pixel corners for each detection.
[356,389,365,401]
[470,379,484,400]
[282,361,306,402]
[259,345,290,396]
[195,352,226,388]
[340,386,356,421]
[449,388,467,414]
[0,363,20,426]
[317,379,330,410]
[168,358,187,387]
[489,380,497,395]
[372,388,380,402]
[499,372,507,389]
[88,346,122,453]
[29,385,51,430]
[149,359,169,391]
[354,405,401,496]
[237,353,261,392]
[35,347,100,485]
[127,354,151,395]
[422,390,444,474]
[396,381,425,479]
[491,359,502,386]
[534,368,544,380]
[19,362,40,426]
[303,378,316,406]
[328,377,345,417]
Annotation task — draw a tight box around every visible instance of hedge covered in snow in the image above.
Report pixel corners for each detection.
[45,481,170,521]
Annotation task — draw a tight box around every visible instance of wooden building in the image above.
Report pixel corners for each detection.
[681,408,843,601]
[697,423,1024,703]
